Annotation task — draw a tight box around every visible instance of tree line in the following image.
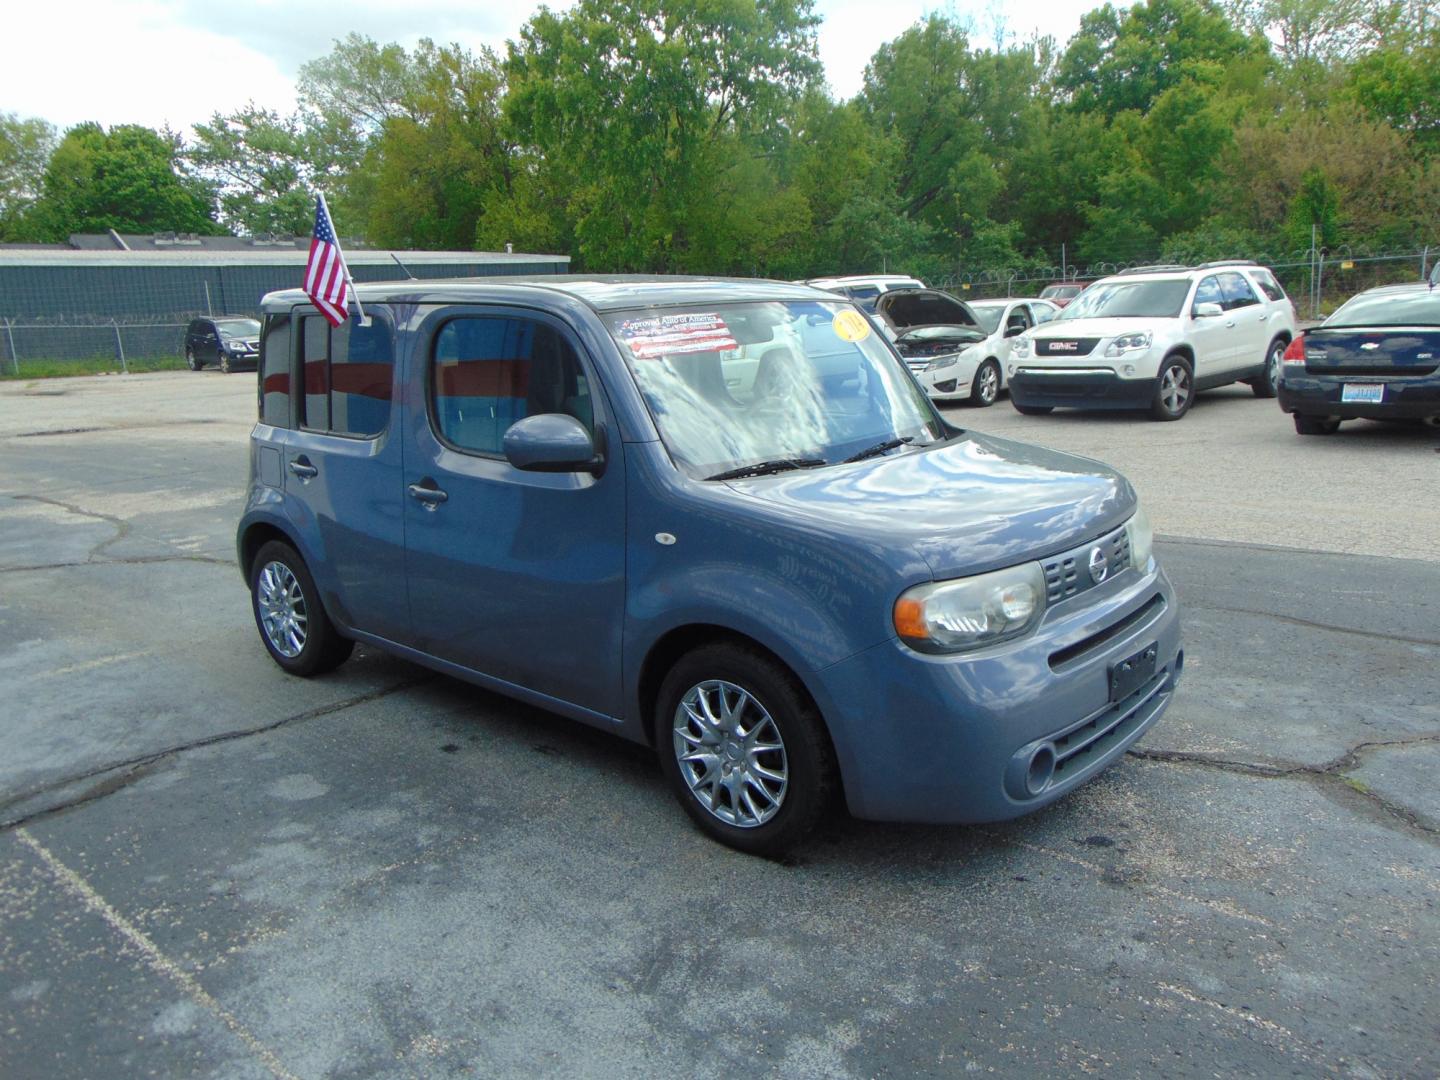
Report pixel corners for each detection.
[1,0,1437,281]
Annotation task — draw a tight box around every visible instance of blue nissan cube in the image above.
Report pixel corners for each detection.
[238,276,1182,855]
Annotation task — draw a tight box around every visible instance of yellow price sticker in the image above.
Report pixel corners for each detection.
[832,309,872,343]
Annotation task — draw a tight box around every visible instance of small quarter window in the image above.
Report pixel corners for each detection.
[1252,270,1286,303]
[259,315,291,426]
[432,316,593,457]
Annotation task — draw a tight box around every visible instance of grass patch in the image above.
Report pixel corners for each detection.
[0,356,190,379]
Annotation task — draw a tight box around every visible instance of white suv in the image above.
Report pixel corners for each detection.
[1007,262,1297,421]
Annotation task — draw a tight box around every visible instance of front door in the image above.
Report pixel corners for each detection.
[1188,275,1233,378]
[401,306,626,719]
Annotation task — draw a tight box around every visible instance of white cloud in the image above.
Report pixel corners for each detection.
[2,0,1098,132]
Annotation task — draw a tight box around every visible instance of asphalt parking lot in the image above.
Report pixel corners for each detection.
[2,371,1437,1078]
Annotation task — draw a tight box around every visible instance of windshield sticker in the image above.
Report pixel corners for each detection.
[617,313,738,359]
[832,309,871,342]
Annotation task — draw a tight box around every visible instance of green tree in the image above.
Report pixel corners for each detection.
[186,107,321,236]
[1349,32,1440,150]
[0,112,56,240]
[25,123,218,241]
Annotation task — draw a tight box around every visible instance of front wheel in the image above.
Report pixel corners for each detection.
[1150,356,1194,421]
[219,352,232,374]
[1252,340,1283,399]
[1294,413,1341,435]
[250,540,354,676]
[970,359,1001,407]
[656,643,837,856]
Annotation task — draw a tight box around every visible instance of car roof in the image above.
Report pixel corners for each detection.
[260,274,837,315]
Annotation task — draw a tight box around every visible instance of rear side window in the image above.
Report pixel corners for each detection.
[432,316,593,457]
[1218,272,1260,311]
[298,314,394,438]
[1251,269,1286,303]
[259,315,291,426]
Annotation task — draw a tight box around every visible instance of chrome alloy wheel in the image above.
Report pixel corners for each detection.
[976,362,999,404]
[1159,362,1191,414]
[673,680,788,828]
[257,561,308,658]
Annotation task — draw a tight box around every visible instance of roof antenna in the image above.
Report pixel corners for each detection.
[390,252,417,281]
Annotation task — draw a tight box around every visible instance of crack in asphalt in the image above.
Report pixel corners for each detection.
[1185,604,1440,648]
[1128,738,1440,840]
[5,492,232,570]
[0,677,433,833]
[12,492,135,561]
[0,553,231,574]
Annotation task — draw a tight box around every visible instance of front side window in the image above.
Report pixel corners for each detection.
[431,316,593,457]
[605,301,947,480]
[1060,280,1191,320]
[299,314,394,438]
[1218,272,1259,311]
[1192,276,1223,310]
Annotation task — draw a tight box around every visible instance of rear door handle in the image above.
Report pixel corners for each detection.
[407,481,449,509]
[287,457,318,479]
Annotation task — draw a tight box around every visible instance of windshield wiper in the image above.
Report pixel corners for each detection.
[841,437,913,464]
[704,457,827,482]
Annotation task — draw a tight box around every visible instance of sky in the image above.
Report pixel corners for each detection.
[3,0,1100,135]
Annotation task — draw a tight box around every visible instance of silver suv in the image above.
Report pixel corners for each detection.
[1007,262,1297,421]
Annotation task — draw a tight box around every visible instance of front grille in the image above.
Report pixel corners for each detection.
[1042,527,1131,604]
[1036,337,1100,357]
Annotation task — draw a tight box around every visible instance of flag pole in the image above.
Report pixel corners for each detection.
[318,191,368,325]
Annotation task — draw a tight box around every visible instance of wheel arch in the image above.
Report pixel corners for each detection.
[238,518,303,583]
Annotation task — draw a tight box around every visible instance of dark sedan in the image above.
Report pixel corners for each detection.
[1278,281,1440,434]
[185,316,262,373]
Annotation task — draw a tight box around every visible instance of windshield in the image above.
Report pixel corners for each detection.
[606,301,948,480]
[965,304,1006,335]
[1325,291,1440,327]
[216,319,261,337]
[1058,280,1190,320]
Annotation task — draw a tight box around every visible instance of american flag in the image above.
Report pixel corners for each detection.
[304,194,353,327]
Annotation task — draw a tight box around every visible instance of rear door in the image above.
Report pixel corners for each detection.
[401,305,626,718]
[282,308,408,642]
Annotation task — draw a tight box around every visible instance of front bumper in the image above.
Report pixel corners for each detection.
[1009,367,1158,410]
[810,563,1181,823]
[1279,373,1440,420]
[907,356,977,400]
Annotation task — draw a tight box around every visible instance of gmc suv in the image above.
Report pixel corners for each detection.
[1008,262,1297,421]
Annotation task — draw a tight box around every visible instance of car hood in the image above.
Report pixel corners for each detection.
[727,432,1135,580]
[875,289,980,331]
[1031,316,1167,341]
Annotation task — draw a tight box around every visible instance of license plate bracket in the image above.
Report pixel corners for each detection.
[1109,642,1158,703]
[1341,383,1384,403]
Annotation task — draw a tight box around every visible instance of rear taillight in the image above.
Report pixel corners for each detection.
[1282,335,1306,365]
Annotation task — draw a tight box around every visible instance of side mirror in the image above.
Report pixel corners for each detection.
[1004,321,1027,338]
[503,414,603,475]
[1193,302,1224,318]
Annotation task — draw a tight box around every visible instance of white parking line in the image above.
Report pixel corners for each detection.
[15,828,301,1080]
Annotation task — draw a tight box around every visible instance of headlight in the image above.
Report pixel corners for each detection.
[1105,332,1152,356]
[894,563,1046,653]
[926,353,959,372]
[1126,505,1153,571]
[1011,336,1031,358]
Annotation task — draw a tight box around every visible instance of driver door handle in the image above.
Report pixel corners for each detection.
[408,480,449,509]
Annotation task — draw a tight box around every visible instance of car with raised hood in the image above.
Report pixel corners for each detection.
[803,274,926,312]
[1008,262,1297,421]
[1279,278,1440,434]
[238,276,1181,855]
[185,316,261,372]
[876,289,1057,406]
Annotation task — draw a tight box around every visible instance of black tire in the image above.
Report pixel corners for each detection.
[1150,355,1194,421]
[1014,404,1052,416]
[249,540,354,676]
[970,359,1001,407]
[1294,413,1341,436]
[219,352,232,374]
[655,642,838,857]
[185,348,201,371]
[1252,339,1283,399]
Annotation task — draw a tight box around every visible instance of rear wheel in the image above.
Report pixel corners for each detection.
[1251,340,1283,398]
[1014,404,1052,416]
[970,359,1001,407]
[185,348,201,371]
[1294,413,1341,435]
[656,643,837,856]
[249,540,354,676]
[1150,355,1194,421]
